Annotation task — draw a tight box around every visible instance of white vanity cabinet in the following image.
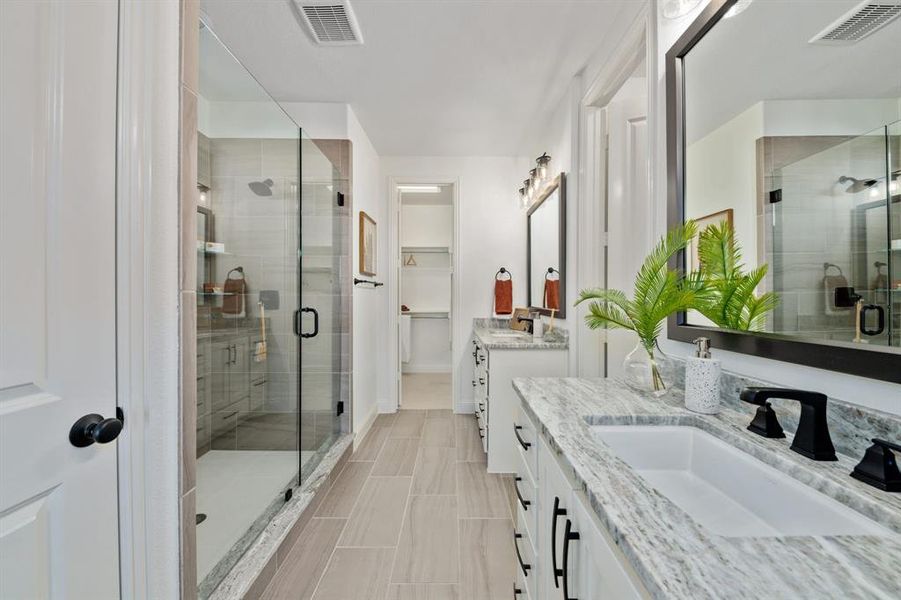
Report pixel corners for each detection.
[514,403,648,600]
[472,336,567,473]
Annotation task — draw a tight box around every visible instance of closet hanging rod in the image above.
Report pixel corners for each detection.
[354,277,384,287]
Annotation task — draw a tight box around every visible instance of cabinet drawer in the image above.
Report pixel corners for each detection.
[515,451,538,545]
[250,378,266,412]
[514,513,538,600]
[515,405,539,483]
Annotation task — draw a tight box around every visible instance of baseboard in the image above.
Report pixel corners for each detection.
[401,364,452,374]
[353,404,379,452]
[377,398,397,414]
[456,400,475,415]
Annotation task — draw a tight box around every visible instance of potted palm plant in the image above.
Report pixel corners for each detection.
[575,222,699,395]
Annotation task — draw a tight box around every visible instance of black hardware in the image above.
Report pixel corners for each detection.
[479,377,485,385]
[252,380,266,387]
[861,304,885,336]
[196,513,207,525]
[69,413,124,447]
[552,496,566,588]
[513,584,523,597]
[513,477,530,510]
[740,387,836,461]
[561,519,580,600]
[284,488,293,502]
[851,439,901,492]
[221,411,238,419]
[293,309,301,336]
[513,531,531,577]
[834,286,861,308]
[768,189,782,204]
[495,267,512,280]
[478,353,485,362]
[353,277,384,287]
[336,191,345,207]
[472,379,476,387]
[478,427,484,439]
[514,424,531,450]
[478,402,485,412]
[336,401,345,416]
[299,307,319,338]
[745,402,785,439]
[259,289,280,310]
[231,344,237,365]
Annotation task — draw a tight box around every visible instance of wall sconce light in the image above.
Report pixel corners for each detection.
[529,168,539,188]
[536,153,551,180]
[519,187,528,208]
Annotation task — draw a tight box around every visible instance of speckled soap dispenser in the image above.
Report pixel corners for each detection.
[685,337,721,414]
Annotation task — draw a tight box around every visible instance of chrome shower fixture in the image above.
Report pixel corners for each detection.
[248,178,274,196]
[838,175,878,193]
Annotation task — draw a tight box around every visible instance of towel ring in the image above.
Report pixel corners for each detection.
[545,267,560,280]
[823,263,843,277]
[495,267,512,281]
[227,266,245,279]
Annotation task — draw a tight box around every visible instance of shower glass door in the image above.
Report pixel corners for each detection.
[766,124,897,346]
[298,135,350,481]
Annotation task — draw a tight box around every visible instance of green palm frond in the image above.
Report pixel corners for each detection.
[575,222,697,351]
[695,221,779,331]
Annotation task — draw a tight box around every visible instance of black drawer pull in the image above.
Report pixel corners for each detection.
[220,411,238,419]
[562,518,580,600]
[479,377,485,385]
[252,380,266,387]
[513,584,523,598]
[472,379,477,387]
[514,425,531,450]
[513,531,531,577]
[513,476,530,511]
[552,496,567,588]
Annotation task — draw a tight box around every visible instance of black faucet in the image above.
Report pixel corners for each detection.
[851,439,901,492]
[740,387,837,461]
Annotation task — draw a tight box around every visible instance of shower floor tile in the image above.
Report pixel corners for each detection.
[196,450,314,582]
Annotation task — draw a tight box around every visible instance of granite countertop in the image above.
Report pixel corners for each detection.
[512,377,901,599]
[473,319,569,350]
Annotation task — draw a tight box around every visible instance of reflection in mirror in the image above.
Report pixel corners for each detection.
[528,174,566,318]
[682,0,900,351]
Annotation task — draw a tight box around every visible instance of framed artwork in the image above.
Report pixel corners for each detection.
[688,208,732,271]
[359,211,377,276]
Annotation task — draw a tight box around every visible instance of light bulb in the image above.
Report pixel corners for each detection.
[536,153,551,180]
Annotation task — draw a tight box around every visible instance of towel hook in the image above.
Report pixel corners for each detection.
[495,267,512,280]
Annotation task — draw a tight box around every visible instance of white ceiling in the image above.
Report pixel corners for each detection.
[199,0,643,156]
[685,0,901,142]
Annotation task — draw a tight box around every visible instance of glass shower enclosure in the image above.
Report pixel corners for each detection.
[195,22,350,596]
[764,121,900,348]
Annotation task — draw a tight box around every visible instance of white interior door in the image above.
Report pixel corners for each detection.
[605,77,649,377]
[1,1,121,598]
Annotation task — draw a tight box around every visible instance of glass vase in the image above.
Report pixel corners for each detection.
[622,341,674,397]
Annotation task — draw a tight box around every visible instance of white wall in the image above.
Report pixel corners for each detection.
[381,156,530,412]
[653,0,901,414]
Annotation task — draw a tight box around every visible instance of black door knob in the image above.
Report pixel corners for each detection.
[69,413,124,447]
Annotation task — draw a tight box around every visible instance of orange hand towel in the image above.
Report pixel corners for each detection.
[223,274,246,315]
[544,278,560,311]
[495,279,513,315]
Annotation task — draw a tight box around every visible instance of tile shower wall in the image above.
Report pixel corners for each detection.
[205,137,301,451]
[758,133,892,342]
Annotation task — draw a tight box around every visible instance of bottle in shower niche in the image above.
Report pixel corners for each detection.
[685,337,721,414]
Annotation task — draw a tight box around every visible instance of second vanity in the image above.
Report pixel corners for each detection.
[472,319,567,473]
[511,377,901,599]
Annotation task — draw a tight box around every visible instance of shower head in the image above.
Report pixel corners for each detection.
[838,175,878,193]
[248,178,274,197]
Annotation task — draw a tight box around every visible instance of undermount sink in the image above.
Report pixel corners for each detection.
[487,330,529,338]
[592,425,889,538]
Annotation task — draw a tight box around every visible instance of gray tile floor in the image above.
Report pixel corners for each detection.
[262,410,516,599]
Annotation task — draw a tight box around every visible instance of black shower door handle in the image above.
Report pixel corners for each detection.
[299,307,319,338]
[860,304,885,336]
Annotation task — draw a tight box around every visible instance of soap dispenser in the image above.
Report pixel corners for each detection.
[685,337,721,414]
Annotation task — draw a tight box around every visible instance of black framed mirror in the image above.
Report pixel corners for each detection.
[666,0,901,384]
[527,173,566,318]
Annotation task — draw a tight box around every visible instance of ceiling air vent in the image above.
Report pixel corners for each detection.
[809,1,901,44]
[294,0,363,46]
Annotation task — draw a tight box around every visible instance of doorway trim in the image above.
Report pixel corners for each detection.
[576,4,652,378]
[116,0,182,598]
[386,176,461,413]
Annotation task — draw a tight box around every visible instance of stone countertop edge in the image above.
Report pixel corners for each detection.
[472,326,569,350]
[512,377,901,600]
[208,434,354,600]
